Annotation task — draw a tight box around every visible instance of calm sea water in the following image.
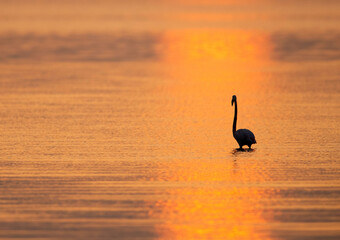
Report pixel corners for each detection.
[1,1,340,239]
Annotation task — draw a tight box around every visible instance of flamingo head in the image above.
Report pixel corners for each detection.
[231,95,237,106]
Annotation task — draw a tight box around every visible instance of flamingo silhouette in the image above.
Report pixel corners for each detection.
[231,95,256,150]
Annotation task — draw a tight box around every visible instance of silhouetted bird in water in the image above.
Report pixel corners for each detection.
[231,95,256,150]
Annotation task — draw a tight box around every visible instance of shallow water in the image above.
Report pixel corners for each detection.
[1,1,340,239]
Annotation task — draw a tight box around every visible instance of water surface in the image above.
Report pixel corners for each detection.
[0,1,340,239]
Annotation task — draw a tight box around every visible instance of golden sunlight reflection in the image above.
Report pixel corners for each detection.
[146,30,276,239]
[159,30,272,93]
[148,159,275,239]
[162,30,270,63]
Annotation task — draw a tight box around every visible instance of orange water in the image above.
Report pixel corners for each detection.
[0,1,339,239]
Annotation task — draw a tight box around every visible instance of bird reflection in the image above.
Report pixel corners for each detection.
[232,148,256,155]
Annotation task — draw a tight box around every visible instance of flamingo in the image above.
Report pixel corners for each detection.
[231,95,256,150]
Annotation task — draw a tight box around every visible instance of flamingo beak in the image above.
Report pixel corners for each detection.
[231,99,234,106]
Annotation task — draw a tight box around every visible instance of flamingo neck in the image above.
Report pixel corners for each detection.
[233,100,237,136]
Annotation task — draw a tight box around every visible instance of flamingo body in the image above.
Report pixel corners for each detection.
[234,129,256,149]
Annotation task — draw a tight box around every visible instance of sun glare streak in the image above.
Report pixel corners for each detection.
[159,29,272,93]
[147,159,275,239]
[162,30,270,62]
[143,29,276,239]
